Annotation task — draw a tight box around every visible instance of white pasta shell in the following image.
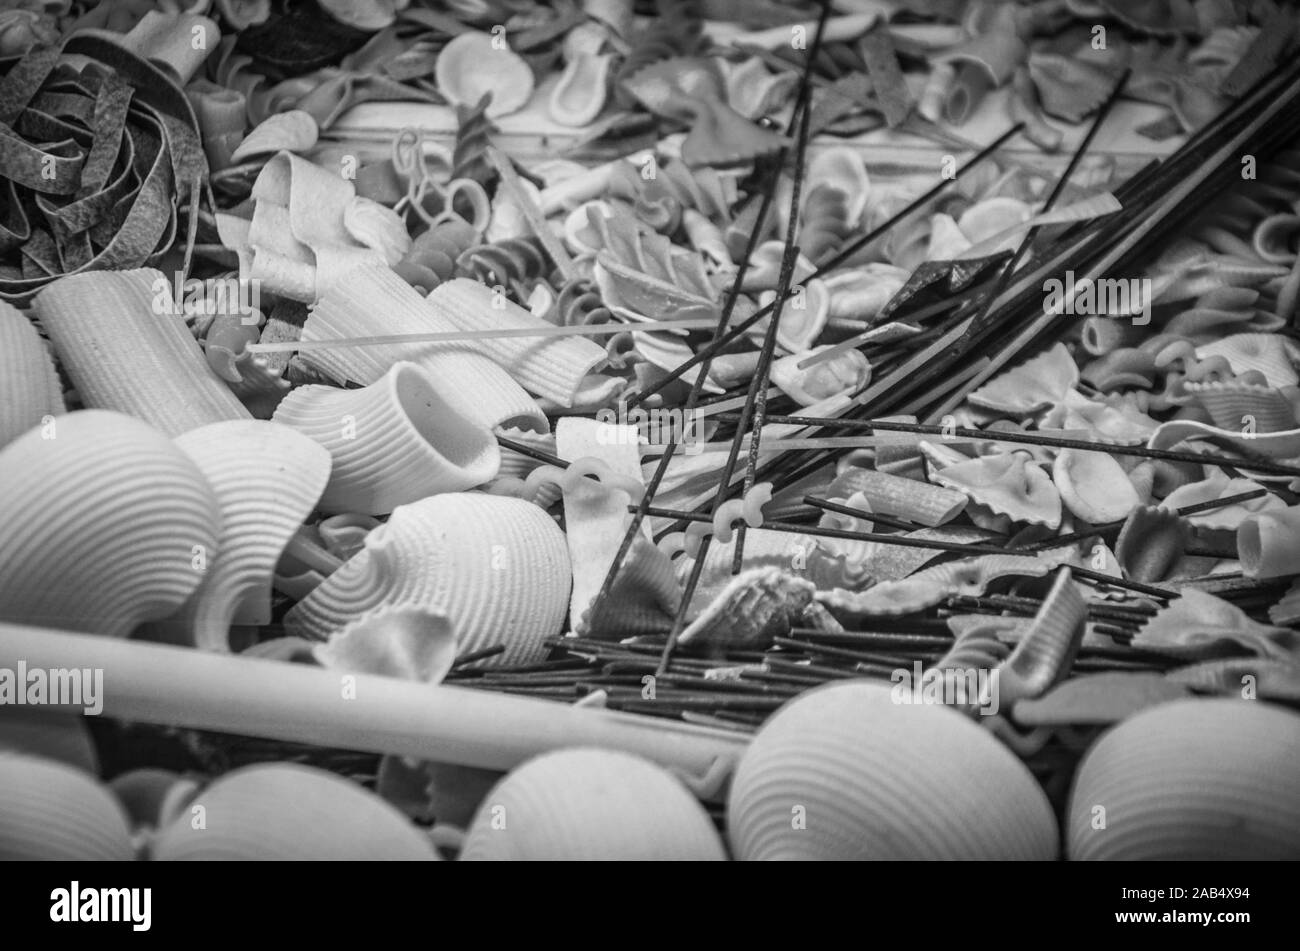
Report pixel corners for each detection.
[827,467,966,527]
[805,147,870,227]
[728,681,1058,860]
[460,748,726,860]
[0,300,63,449]
[153,763,439,860]
[1195,333,1298,388]
[272,362,499,515]
[1067,699,1300,860]
[1252,212,1300,264]
[163,420,332,650]
[0,410,220,637]
[427,278,607,407]
[1052,448,1141,524]
[0,752,134,860]
[285,493,571,667]
[35,269,251,436]
[301,265,547,432]
[549,49,614,127]
[435,31,534,117]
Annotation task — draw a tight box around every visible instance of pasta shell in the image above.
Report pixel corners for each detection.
[154,763,439,860]
[823,264,910,321]
[461,748,726,860]
[0,300,62,450]
[728,681,1058,860]
[285,494,570,667]
[805,147,871,227]
[1252,213,1300,264]
[1195,333,1298,387]
[925,212,972,260]
[1114,505,1189,583]
[1238,505,1300,579]
[35,269,251,437]
[1053,448,1141,524]
[435,32,534,117]
[160,421,331,651]
[932,452,1062,528]
[1183,378,1298,432]
[550,50,613,127]
[300,265,547,432]
[272,362,498,515]
[0,753,135,860]
[998,568,1088,705]
[723,56,798,120]
[311,606,458,684]
[0,411,220,638]
[1067,699,1300,860]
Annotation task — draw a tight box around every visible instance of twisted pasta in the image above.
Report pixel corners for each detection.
[455,236,555,297]
[800,185,854,266]
[546,277,613,326]
[394,219,479,292]
[451,93,499,191]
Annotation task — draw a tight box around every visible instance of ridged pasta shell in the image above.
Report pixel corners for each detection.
[435,32,534,117]
[460,748,726,860]
[1067,699,1300,860]
[301,265,547,432]
[1183,378,1298,432]
[1195,333,1298,388]
[154,763,439,860]
[998,568,1087,705]
[161,420,332,651]
[932,452,1062,528]
[0,411,220,638]
[1053,449,1140,524]
[1238,505,1300,579]
[273,362,498,515]
[0,710,98,775]
[678,568,815,651]
[1114,505,1189,583]
[0,752,134,860]
[285,494,571,667]
[1253,213,1300,264]
[728,681,1058,860]
[35,269,251,437]
[1133,588,1297,660]
[0,300,62,449]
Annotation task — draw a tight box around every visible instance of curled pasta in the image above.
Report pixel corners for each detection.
[455,236,555,294]
[523,457,646,505]
[451,93,499,190]
[393,219,479,292]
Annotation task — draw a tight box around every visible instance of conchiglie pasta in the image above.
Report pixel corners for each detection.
[285,493,571,667]
[0,410,220,637]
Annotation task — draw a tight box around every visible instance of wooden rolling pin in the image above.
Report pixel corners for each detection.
[0,622,749,799]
